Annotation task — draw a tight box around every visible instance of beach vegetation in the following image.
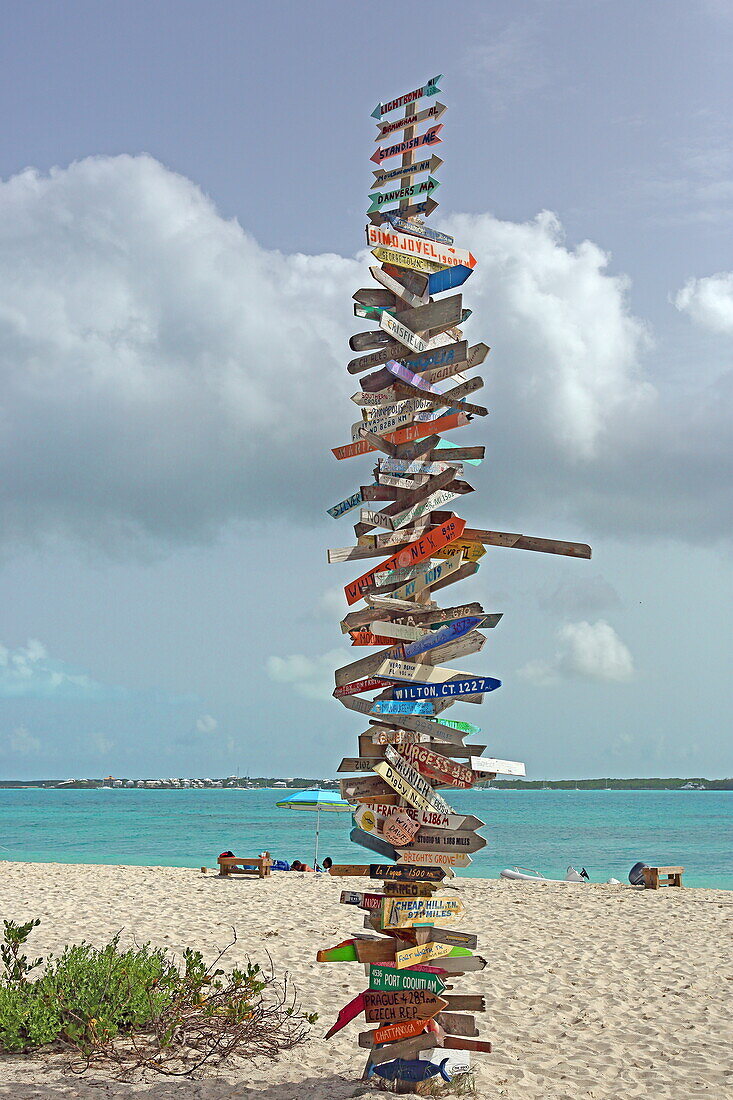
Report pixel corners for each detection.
[0,919,316,1075]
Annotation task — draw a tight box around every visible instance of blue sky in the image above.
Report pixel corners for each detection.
[0,0,731,780]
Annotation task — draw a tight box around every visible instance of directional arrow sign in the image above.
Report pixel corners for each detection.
[380,312,428,354]
[384,896,465,928]
[373,153,444,187]
[332,411,469,461]
[376,101,446,140]
[371,246,445,275]
[382,212,454,245]
[369,963,446,995]
[377,658,479,686]
[367,225,477,270]
[402,617,485,661]
[374,761,452,820]
[371,864,446,883]
[395,942,455,969]
[402,826,486,854]
[333,677,390,697]
[361,802,484,834]
[363,990,448,1024]
[371,125,444,165]
[383,747,453,814]
[327,488,366,519]
[397,850,473,870]
[398,744,474,788]
[344,515,465,606]
[324,990,367,1039]
[368,176,440,214]
[428,264,474,294]
[371,700,435,716]
[351,826,398,861]
[364,1019,431,1048]
[372,76,441,119]
[391,677,502,700]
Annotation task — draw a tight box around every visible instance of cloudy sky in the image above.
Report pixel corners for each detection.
[0,0,731,781]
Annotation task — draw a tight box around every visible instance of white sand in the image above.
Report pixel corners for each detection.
[0,862,730,1099]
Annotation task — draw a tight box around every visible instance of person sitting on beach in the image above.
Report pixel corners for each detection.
[319,856,332,873]
[291,859,314,872]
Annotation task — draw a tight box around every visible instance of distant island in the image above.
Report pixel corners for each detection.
[0,776,730,790]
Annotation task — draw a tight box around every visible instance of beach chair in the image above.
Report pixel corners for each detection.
[217,851,272,878]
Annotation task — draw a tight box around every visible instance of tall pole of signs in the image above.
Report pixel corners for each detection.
[318,76,591,1093]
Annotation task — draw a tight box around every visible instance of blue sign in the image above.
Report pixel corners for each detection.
[370,700,435,715]
[368,1058,452,1083]
[382,212,453,245]
[402,616,484,660]
[428,264,473,294]
[350,827,397,862]
[391,676,502,701]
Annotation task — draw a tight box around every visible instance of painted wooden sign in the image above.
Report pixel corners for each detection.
[396,849,472,869]
[370,264,429,308]
[378,750,452,813]
[371,246,445,275]
[363,990,448,1024]
[382,212,454,245]
[428,263,474,294]
[371,76,442,119]
[339,775,394,800]
[370,700,435,716]
[333,677,390,698]
[379,311,428,354]
[372,153,443,187]
[377,657,478,686]
[367,1058,452,1083]
[366,1019,430,1048]
[376,100,446,140]
[470,756,526,777]
[374,761,446,818]
[395,943,459,969]
[344,515,465,605]
[332,410,469,461]
[381,881,436,897]
[384,896,466,928]
[362,801,484,834]
[367,225,477,270]
[327,488,365,519]
[398,743,474,788]
[383,809,422,846]
[368,175,439,214]
[416,928,478,951]
[370,125,444,166]
[401,616,485,661]
[347,343,403,375]
[391,676,502,700]
[368,1033,442,1066]
[368,620,426,641]
[350,826,398,861]
[324,990,367,1039]
[340,890,385,911]
[369,963,446,995]
[350,631,403,648]
[402,826,486,854]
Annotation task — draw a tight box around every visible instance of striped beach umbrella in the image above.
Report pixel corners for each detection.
[275,788,351,867]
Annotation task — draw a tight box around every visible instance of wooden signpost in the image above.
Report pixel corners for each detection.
[317,79,591,1091]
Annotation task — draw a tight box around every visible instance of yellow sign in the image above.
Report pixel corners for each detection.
[433,539,486,563]
[371,246,445,275]
[395,941,453,969]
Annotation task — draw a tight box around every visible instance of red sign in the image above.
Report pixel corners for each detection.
[333,677,389,698]
[344,517,466,606]
[332,411,469,461]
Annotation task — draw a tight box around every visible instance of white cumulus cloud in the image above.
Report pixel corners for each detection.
[196,714,218,734]
[519,619,635,685]
[266,649,344,702]
[0,640,110,700]
[674,272,733,333]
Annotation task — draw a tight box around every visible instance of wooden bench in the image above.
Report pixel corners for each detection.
[217,852,272,878]
[643,865,684,889]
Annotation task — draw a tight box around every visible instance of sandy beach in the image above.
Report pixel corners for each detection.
[0,862,729,1099]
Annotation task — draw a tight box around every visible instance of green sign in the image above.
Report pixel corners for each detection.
[367,176,440,214]
[369,963,446,996]
[439,719,483,734]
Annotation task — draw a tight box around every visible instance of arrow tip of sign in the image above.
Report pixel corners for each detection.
[371,104,382,119]
[370,148,382,165]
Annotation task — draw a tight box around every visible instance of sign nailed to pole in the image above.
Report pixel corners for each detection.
[371,75,442,119]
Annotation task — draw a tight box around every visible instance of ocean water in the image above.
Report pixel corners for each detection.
[0,788,730,889]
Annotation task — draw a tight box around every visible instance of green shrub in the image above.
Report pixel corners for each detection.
[0,919,314,1074]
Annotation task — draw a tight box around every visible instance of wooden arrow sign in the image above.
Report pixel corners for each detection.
[377,657,479,686]
[382,212,454,245]
[349,327,396,353]
[363,990,448,1025]
[395,942,459,969]
[332,411,469,461]
[339,775,394,800]
[348,343,403,375]
[471,756,526,777]
[371,125,444,166]
[367,224,477,269]
[403,826,486,854]
[415,927,479,950]
[370,700,435,716]
[379,311,429,354]
[428,264,474,294]
[370,264,429,308]
[398,744,474,788]
[351,826,398,861]
[371,76,441,119]
[396,850,473,870]
[344,515,465,605]
[391,676,501,701]
[372,153,444,187]
[371,864,446,883]
[384,896,465,928]
[371,246,445,275]
[369,963,446,995]
[368,176,440,214]
[374,761,448,818]
[381,750,453,815]
[376,101,446,140]
[402,616,485,661]
[360,1018,430,1048]
[362,801,484,834]
[324,990,367,1039]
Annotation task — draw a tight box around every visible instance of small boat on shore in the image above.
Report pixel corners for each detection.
[500,865,590,884]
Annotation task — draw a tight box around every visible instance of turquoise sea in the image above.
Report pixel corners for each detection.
[0,788,729,889]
